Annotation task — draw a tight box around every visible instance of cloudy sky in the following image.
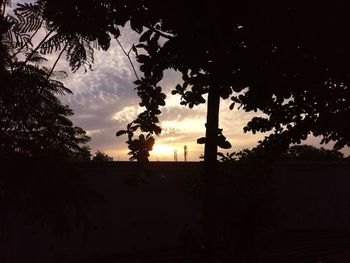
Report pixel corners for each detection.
[45,25,348,161]
[0,3,333,163]
[43,27,264,161]
[10,1,277,161]
[8,0,348,161]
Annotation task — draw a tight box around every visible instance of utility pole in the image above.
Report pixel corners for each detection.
[184,145,188,162]
[173,149,178,162]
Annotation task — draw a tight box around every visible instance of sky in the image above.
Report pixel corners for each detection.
[11,0,349,161]
[51,26,348,161]
[56,28,269,161]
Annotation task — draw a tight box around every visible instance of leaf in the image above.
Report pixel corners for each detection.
[132,44,138,53]
[135,43,146,49]
[133,80,142,85]
[229,102,235,110]
[130,18,143,34]
[98,32,111,51]
[139,29,153,42]
[136,54,149,63]
[175,84,183,91]
[110,27,120,39]
[218,140,232,149]
[197,137,206,144]
[217,152,225,158]
[229,152,236,158]
[116,130,126,136]
[130,125,140,132]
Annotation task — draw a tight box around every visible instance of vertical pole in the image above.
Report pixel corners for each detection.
[202,84,220,263]
[174,149,177,162]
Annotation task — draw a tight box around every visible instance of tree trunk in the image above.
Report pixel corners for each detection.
[202,84,220,263]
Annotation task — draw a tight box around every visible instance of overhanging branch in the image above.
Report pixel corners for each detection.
[116,38,139,81]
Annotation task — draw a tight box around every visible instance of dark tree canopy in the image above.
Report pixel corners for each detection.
[127,0,350,150]
[284,145,345,162]
[0,8,90,161]
[218,145,346,163]
[0,5,97,238]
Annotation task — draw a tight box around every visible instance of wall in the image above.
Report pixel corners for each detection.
[1,162,350,262]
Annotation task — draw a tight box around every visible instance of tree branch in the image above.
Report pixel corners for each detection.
[23,27,56,65]
[116,38,139,81]
[47,41,68,79]
[1,0,6,16]
[144,25,175,40]
[11,20,43,59]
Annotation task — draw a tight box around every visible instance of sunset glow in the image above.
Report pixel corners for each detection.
[152,144,174,156]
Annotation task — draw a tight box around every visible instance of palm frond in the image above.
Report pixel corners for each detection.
[48,79,73,96]
[40,33,66,55]
[14,31,30,48]
[14,2,44,33]
[0,0,11,14]
[50,70,68,80]
[25,49,47,65]
[3,14,32,49]
[66,37,94,73]
[42,67,68,80]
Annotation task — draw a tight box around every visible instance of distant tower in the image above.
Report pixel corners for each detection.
[174,149,178,162]
[184,145,188,162]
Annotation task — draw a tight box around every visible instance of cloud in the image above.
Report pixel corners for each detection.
[47,27,146,159]
[112,105,142,123]
[60,55,267,161]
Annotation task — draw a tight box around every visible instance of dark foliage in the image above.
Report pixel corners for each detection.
[92,150,113,161]
[117,122,155,163]
[0,10,90,161]
[0,3,97,241]
[73,145,92,161]
[118,0,350,154]
[284,145,344,162]
[219,145,346,163]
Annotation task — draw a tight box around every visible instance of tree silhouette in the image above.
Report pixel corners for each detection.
[16,0,350,261]
[0,7,90,161]
[72,145,92,161]
[92,150,113,161]
[284,145,344,162]
[0,6,99,246]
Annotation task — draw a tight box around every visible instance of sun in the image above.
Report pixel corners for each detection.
[151,144,174,156]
